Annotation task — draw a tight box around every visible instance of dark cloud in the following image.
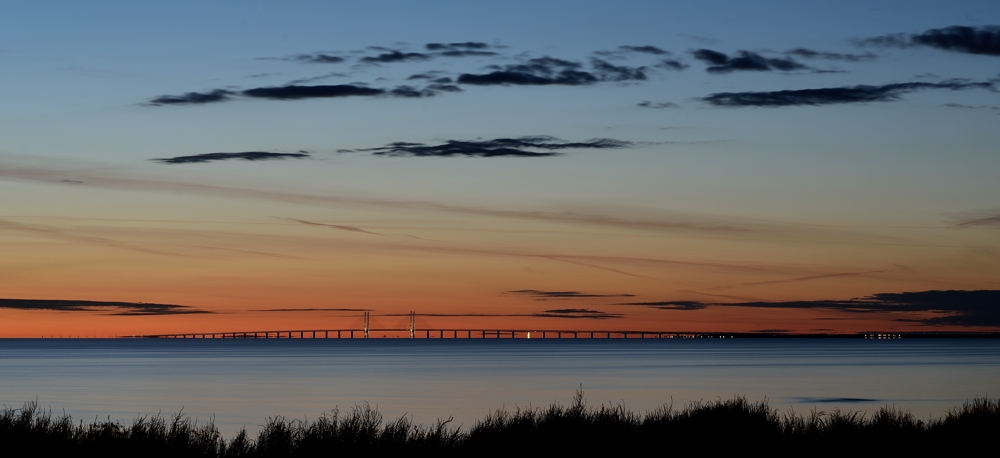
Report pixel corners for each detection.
[457,56,645,86]
[0,298,209,315]
[728,290,1000,327]
[437,50,498,57]
[508,289,636,298]
[859,26,1000,56]
[242,84,385,100]
[359,50,432,63]
[285,72,348,85]
[619,45,668,55]
[590,58,647,81]
[657,59,689,70]
[535,309,624,319]
[387,85,438,98]
[700,80,995,107]
[691,49,809,73]
[625,290,1000,327]
[288,53,346,64]
[638,101,679,109]
[425,42,491,51]
[407,72,448,81]
[351,136,635,158]
[596,45,670,58]
[152,151,310,164]
[426,83,462,92]
[146,82,455,105]
[785,48,876,61]
[260,53,346,64]
[381,312,621,320]
[423,43,497,57]
[617,301,707,310]
[146,89,235,106]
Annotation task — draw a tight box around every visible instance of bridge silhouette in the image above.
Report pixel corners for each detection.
[124,312,719,339]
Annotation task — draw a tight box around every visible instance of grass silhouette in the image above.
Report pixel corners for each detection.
[2,389,997,457]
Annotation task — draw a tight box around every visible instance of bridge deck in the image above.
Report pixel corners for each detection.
[123,329,730,339]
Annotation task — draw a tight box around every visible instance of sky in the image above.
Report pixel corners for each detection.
[1,1,999,337]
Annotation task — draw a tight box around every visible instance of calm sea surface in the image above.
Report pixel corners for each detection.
[1,338,998,436]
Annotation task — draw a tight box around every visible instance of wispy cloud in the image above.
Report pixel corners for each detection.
[1,154,890,240]
[656,59,689,70]
[152,151,311,164]
[858,25,1000,56]
[249,308,372,312]
[0,217,181,257]
[595,45,670,59]
[785,48,876,62]
[953,211,1000,228]
[701,80,995,107]
[637,101,679,109]
[507,290,635,299]
[286,72,348,85]
[0,298,209,315]
[284,217,386,236]
[272,53,347,64]
[616,301,707,310]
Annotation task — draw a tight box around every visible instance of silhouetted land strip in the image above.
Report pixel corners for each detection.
[3,392,998,457]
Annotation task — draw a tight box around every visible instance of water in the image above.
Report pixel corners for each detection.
[1,338,997,436]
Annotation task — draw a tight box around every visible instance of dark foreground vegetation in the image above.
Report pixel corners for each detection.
[3,391,998,457]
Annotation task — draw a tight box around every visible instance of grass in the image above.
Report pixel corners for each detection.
[3,390,997,457]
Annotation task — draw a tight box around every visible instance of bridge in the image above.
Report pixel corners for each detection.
[123,312,720,339]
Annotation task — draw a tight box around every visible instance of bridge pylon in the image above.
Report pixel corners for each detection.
[409,311,415,338]
[363,311,370,339]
